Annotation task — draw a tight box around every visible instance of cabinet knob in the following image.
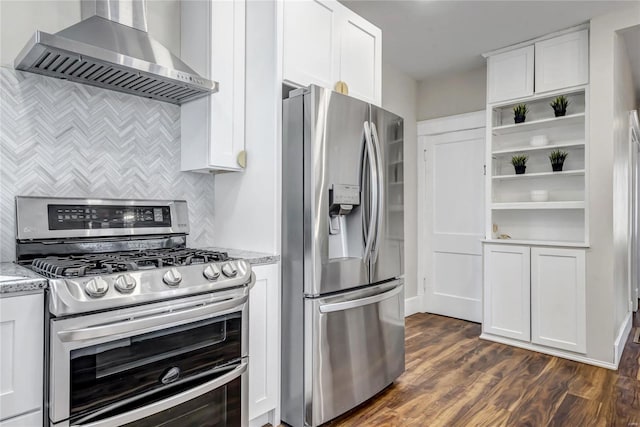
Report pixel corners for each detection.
[237,150,247,168]
[334,81,349,95]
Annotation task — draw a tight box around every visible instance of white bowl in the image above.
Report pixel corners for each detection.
[530,190,549,202]
[530,135,549,147]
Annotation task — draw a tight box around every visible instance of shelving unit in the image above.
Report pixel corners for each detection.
[386,122,404,242]
[487,87,588,245]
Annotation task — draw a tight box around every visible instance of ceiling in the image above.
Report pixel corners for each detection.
[340,0,636,82]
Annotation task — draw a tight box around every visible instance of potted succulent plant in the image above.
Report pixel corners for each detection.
[550,95,569,117]
[513,104,529,123]
[511,154,528,174]
[549,150,568,172]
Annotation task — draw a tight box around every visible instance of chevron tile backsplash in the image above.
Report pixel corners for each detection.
[0,67,216,262]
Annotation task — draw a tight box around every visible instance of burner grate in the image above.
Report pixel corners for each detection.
[30,249,230,278]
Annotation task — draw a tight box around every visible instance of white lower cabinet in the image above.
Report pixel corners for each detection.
[483,244,531,342]
[531,247,586,353]
[483,244,586,354]
[0,293,43,423]
[248,264,280,426]
[0,410,41,427]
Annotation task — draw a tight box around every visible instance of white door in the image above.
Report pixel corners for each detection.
[630,112,640,312]
[483,244,531,342]
[531,247,586,353]
[422,127,485,322]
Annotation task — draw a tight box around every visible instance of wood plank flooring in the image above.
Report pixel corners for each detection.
[323,312,640,426]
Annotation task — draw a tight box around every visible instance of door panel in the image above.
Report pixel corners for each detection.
[531,248,586,353]
[305,86,371,296]
[306,281,404,426]
[423,128,485,322]
[370,106,404,284]
[483,244,531,342]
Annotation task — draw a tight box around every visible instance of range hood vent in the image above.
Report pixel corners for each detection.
[14,0,217,105]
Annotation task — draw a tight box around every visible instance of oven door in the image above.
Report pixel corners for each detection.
[48,287,249,427]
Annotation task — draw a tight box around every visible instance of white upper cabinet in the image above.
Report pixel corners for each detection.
[535,29,589,94]
[181,0,246,173]
[486,28,589,104]
[487,46,534,104]
[283,0,340,91]
[338,11,382,105]
[283,0,382,105]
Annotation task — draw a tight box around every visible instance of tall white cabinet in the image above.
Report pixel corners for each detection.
[481,26,590,361]
[282,0,382,105]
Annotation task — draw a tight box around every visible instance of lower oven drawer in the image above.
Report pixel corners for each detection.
[65,361,247,427]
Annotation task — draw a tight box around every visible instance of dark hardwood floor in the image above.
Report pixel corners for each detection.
[324,312,640,426]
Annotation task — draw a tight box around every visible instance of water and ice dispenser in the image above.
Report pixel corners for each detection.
[328,184,362,259]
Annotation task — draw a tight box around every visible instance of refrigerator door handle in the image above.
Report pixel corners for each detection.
[370,122,385,263]
[318,283,403,313]
[363,121,378,264]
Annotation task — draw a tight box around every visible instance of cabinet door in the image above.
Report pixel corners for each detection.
[0,410,41,427]
[0,294,43,421]
[337,8,381,105]
[483,244,531,341]
[531,248,586,353]
[283,0,340,90]
[248,264,280,423]
[487,45,534,103]
[181,0,246,172]
[535,30,588,93]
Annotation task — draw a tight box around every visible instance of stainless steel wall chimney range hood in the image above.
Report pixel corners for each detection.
[14,0,217,104]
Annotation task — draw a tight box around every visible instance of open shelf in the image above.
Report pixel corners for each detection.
[389,205,403,212]
[388,181,404,185]
[492,113,585,135]
[493,169,585,180]
[389,160,403,166]
[492,201,584,210]
[492,140,585,155]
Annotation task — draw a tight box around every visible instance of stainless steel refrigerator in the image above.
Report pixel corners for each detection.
[281,85,405,427]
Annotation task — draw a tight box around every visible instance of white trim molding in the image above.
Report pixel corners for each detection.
[405,295,422,317]
[614,311,633,367]
[417,110,486,136]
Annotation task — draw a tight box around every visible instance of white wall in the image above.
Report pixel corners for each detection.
[0,0,181,68]
[381,61,418,298]
[416,66,486,121]
[210,0,279,254]
[588,3,640,362]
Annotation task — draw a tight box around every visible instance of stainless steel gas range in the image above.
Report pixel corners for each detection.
[15,196,253,427]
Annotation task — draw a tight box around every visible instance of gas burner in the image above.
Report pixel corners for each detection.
[31,248,230,279]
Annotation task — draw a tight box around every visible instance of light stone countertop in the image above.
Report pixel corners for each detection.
[0,262,47,295]
[204,247,280,266]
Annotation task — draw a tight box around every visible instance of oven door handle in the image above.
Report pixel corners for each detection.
[57,294,248,343]
[75,361,248,427]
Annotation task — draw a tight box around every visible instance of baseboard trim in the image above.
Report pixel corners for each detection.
[405,296,422,317]
[479,333,617,370]
[614,311,633,366]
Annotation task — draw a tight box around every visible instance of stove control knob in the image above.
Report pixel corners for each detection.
[203,264,221,281]
[221,262,238,278]
[85,277,109,298]
[163,268,182,287]
[114,274,137,293]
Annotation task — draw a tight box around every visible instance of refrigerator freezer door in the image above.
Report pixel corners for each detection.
[305,280,405,426]
[370,106,404,284]
[304,86,371,296]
